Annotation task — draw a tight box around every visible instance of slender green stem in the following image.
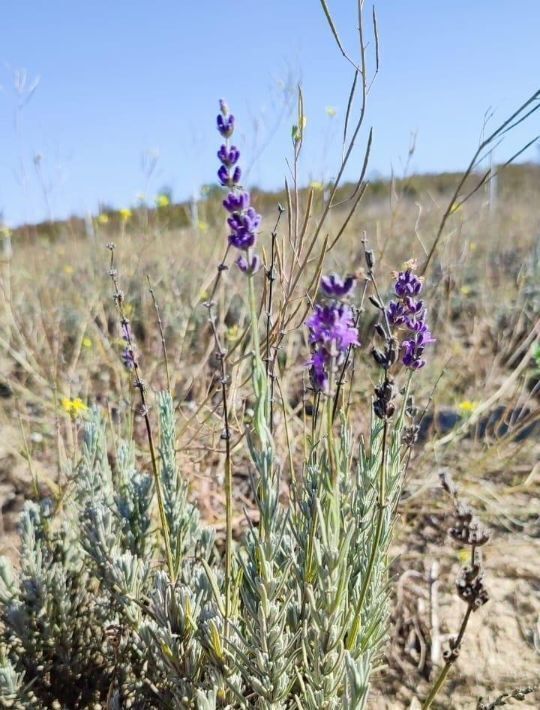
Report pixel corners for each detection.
[327,366,338,489]
[247,263,262,359]
[223,433,233,639]
[203,244,233,638]
[140,387,175,581]
[423,535,477,708]
[422,605,473,709]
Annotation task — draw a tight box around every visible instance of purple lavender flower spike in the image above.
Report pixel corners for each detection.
[217,100,262,263]
[305,276,360,393]
[236,253,261,275]
[320,273,357,298]
[386,261,434,369]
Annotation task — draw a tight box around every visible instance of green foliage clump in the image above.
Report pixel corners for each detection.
[0,376,413,708]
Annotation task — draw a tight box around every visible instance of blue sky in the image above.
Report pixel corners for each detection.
[1,1,539,226]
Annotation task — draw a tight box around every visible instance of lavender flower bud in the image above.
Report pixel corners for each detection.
[320,273,356,298]
[231,166,241,185]
[394,269,423,298]
[236,254,261,275]
[229,229,256,251]
[217,145,240,166]
[217,113,235,138]
[122,347,136,369]
[223,192,250,213]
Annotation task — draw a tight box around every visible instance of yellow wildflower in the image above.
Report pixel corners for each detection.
[97,214,109,225]
[198,220,209,233]
[460,285,471,296]
[119,208,132,221]
[63,265,74,275]
[226,324,241,342]
[458,400,477,415]
[457,548,470,564]
[61,397,88,418]
[155,194,170,208]
[310,181,324,191]
[82,336,93,348]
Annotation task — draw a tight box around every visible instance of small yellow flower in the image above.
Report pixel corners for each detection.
[226,324,241,342]
[457,548,470,564]
[82,336,93,348]
[469,242,477,253]
[61,397,88,418]
[325,106,337,117]
[460,285,471,296]
[198,220,209,233]
[155,194,170,208]
[458,400,477,415]
[310,181,324,191]
[63,265,74,275]
[97,214,109,225]
[119,208,132,222]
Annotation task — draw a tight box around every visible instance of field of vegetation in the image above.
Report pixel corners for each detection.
[1,156,539,707]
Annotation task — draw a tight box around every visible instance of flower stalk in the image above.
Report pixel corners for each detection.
[107,244,175,582]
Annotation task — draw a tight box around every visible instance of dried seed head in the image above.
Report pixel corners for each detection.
[374,322,386,339]
[373,378,396,419]
[450,502,491,547]
[439,470,459,498]
[456,563,489,609]
[365,249,375,270]
[402,424,419,446]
